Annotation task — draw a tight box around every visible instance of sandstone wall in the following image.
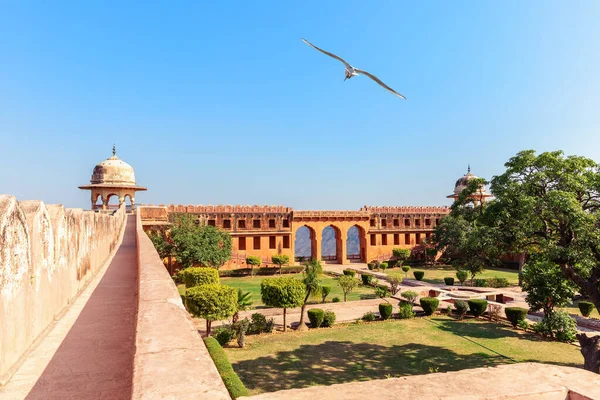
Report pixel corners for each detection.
[0,194,126,384]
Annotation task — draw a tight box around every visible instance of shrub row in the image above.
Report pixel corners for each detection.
[203,337,249,398]
[343,269,356,277]
[307,309,336,328]
[219,266,305,277]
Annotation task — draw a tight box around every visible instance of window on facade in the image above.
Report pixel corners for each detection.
[436,218,440,225]
[370,234,376,246]
[282,219,290,228]
[425,218,431,226]
[415,219,421,227]
[208,219,216,227]
[253,219,261,229]
[426,233,431,240]
[253,236,261,249]
[393,218,399,227]
[405,233,411,245]
[394,234,400,245]
[381,219,387,227]
[404,218,410,227]
[381,234,388,245]
[416,234,421,244]
[269,219,276,228]
[223,219,231,229]
[283,235,290,248]
[370,219,376,227]
[238,220,246,229]
[269,236,276,249]
[239,237,246,251]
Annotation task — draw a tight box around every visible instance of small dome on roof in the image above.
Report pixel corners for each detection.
[87,145,139,187]
[452,165,486,196]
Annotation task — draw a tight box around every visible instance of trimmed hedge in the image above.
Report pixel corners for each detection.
[505,307,528,328]
[468,299,488,318]
[203,337,249,398]
[180,267,220,288]
[486,277,510,288]
[379,303,393,320]
[419,297,439,316]
[379,262,389,272]
[413,271,425,281]
[456,270,468,284]
[343,269,356,277]
[322,310,336,327]
[367,263,376,270]
[219,266,305,277]
[444,277,454,286]
[578,301,595,317]
[474,279,487,287]
[361,274,373,285]
[307,308,325,328]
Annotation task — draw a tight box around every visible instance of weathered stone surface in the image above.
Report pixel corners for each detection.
[0,195,126,385]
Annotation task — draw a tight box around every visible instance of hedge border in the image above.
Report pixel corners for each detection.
[203,337,249,398]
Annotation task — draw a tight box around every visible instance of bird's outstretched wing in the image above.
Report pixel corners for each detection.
[355,68,406,100]
[301,38,352,70]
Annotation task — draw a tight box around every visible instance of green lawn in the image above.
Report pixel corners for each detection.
[178,273,376,308]
[562,300,600,319]
[224,316,582,396]
[387,265,519,286]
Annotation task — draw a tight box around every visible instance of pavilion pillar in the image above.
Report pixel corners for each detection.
[313,228,322,262]
[339,230,348,265]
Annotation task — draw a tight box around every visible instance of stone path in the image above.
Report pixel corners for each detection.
[0,215,138,400]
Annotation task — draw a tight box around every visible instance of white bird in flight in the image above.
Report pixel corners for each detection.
[301,38,406,100]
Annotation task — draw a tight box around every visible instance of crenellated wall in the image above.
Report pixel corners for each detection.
[0,194,127,384]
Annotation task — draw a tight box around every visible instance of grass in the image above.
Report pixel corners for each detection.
[178,273,376,308]
[224,316,582,395]
[387,264,519,286]
[562,300,600,319]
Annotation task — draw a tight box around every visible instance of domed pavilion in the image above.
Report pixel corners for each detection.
[446,165,493,204]
[79,146,147,212]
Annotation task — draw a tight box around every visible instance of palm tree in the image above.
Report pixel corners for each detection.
[296,259,323,331]
[233,289,253,323]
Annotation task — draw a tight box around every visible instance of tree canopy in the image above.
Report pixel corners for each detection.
[261,277,305,331]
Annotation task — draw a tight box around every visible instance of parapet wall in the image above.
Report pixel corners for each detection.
[0,194,126,384]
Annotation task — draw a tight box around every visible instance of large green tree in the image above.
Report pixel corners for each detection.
[261,277,305,332]
[170,214,232,269]
[148,230,176,274]
[184,283,237,335]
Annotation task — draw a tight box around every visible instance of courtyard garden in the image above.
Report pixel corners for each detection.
[386,264,519,286]
[224,316,582,396]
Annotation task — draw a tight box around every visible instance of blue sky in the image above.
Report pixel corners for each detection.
[1,1,599,209]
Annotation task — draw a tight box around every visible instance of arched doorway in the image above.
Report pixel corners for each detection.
[94,194,104,210]
[106,193,120,210]
[321,225,342,264]
[346,225,366,263]
[294,226,317,263]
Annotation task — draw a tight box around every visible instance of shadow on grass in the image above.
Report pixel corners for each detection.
[232,341,505,394]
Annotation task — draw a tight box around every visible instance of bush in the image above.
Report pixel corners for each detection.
[533,310,577,342]
[413,271,425,281]
[397,302,415,319]
[486,277,510,288]
[213,325,235,346]
[203,337,249,398]
[419,297,439,316]
[361,274,373,285]
[401,290,418,305]
[343,269,356,277]
[517,319,529,330]
[307,308,325,328]
[321,286,331,303]
[322,310,336,327]
[219,266,305,277]
[248,312,274,334]
[474,279,487,287]
[505,307,528,328]
[468,299,488,318]
[578,301,595,317]
[488,304,502,322]
[362,311,376,322]
[444,277,455,286]
[232,318,250,348]
[180,267,220,288]
[402,265,411,274]
[379,262,389,272]
[388,260,398,268]
[456,270,468,285]
[332,296,341,303]
[393,248,411,262]
[454,300,468,320]
[388,276,402,295]
[379,303,393,320]
[367,263,375,270]
[184,284,237,334]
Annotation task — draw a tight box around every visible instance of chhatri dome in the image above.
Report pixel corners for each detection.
[79,145,146,212]
[447,165,492,203]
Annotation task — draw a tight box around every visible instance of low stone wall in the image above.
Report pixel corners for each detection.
[0,194,126,384]
[132,211,230,399]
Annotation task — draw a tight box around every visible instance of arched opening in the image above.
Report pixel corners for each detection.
[294,226,316,263]
[347,225,366,263]
[106,193,121,210]
[322,225,342,264]
[94,194,104,210]
[124,194,134,212]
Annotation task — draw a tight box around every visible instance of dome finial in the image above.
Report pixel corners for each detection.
[467,164,471,174]
[112,144,116,156]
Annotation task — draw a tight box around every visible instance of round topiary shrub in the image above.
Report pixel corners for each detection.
[379,303,393,320]
[444,277,454,286]
[454,300,468,320]
[322,310,336,327]
[332,296,341,303]
[379,262,389,272]
[419,297,439,316]
[456,270,468,285]
[468,299,488,318]
[367,263,375,271]
[180,267,220,288]
[307,308,325,328]
[505,307,528,328]
[343,269,356,277]
[413,271,425,281]
[361,274,373,285]
[578,301,595,317]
